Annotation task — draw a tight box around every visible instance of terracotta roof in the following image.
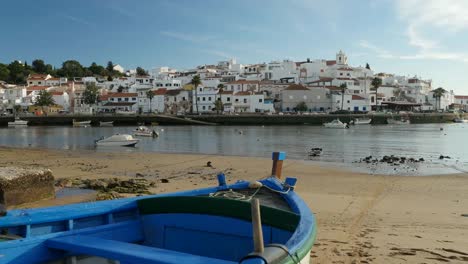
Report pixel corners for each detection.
[27,86,50,91]
[285,84,309,91]
[352,95,365,100]
[336,77,359,81]
[166,89,183,96]
[235,91,251,96]
[28,74,49,79]
[226,80,259,85]
[337,67,354,71]
[455,95,468,99]
[99,94,110,101]
[310,77,333,83]
[50,92,64,96]
[153,88,167,95]
[47,78,61,81]
[326,60,336,66]
[220,91,233,95]
[103,102,136,106]
[108,92,138,98]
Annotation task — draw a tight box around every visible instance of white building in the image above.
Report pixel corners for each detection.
[165,89,191,115]
[454,95,468,111]
[193,86,218,113]
[113,64,125,73]
[331,94,371,112]
[225,80,260,93]
[427,90,455,111]
[27,74,52,86]
[220,91,274,113]
[137,88,166,113]
[98,92,138,113]
[50,91,70,111]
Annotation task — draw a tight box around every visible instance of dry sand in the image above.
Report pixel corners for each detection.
[0,146,467,263]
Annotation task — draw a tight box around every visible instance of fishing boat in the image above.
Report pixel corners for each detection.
[387,118,410,125]
[350,118,372,125]
[95,134,139,147]
[0,152,316,264]
[99,121,114,127]
[134,126,158,137]
[323,119,349,128]
[7,117,28,127]
[453,118,468,123]
[72,120,92,127]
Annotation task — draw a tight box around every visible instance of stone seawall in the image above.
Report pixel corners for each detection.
[0,113,462,126]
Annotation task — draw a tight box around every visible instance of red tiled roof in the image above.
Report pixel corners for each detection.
[50,92,64,96]
[28,74,49,80]
[153,88,167,95]
[352,95,365,100]
[103,102,136,106]
[310,77,333,83]
[336,77,359,81]
[285,84,309,91]
[47,78,61,81]
[27,86,50,91]
[337,67,354,71]
[326,60,336,66]
[108,92,138,98]
[99,94,110,101]
[455,95,468,99]
[235,91,251,96]
[220,91,233,95]
[226,80,259,85]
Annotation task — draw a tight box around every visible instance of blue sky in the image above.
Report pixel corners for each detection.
[1,0,468,94]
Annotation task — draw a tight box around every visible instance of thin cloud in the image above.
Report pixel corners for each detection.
[359,40,395,59]
[60,14,93,27]
[160,31,216,44]
[108,4,136,19]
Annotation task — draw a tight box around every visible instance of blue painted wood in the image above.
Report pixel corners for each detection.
[46,235,236,264]
[272,152,286,161]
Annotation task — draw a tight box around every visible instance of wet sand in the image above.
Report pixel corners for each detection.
[1,146,468,263]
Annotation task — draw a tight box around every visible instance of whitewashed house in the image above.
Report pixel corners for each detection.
[331,94,370,112]
[45,77,67,86]
[165,89,191,115]
[137,88,166,113]
[50,91,70,111]
[98,92,138,113]
[427,90,455,111]
[454,95,468,111]
[27,74,52,86]
[225,80,260,93]
[192,86,218,113]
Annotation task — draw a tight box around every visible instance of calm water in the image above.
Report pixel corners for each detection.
[1,124,467,175]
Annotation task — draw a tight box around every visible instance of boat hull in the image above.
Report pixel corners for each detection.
[99,121,114,127]
[73,121,92,127]
[8,121,28,126]
[0,177,316,264]
[96,140,139,147]
[387,118,410,125]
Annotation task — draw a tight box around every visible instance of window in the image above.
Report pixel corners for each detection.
[243,99,247,103]
[111,98,114,101]
[182,97,186,101]
[340,73,343,76]
[208,97,211,101]
[347,107,350,110]
[347,73,350,76]
[347,100,350,103]
[38,82,42,84]
[118,98,122,102]
[227,97,231,102]
[125,98,129,101]
[203,97,206,101]
[202,106,206,110]
[29,82,32,84]
[199,88,202,92]
[197,97,200,101]
[259,99,263,103]
[174,97,177,102]
[132,98,136,101]
[235,98,239,102]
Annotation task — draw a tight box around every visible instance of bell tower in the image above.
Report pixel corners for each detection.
[336,50,348,65]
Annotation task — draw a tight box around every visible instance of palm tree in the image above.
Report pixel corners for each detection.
[371,77,382,110]
[339,83,347,110]
[146,90,155,114]
[190,75,201,113]
[35,90,55,116]
[216,83,225,114]
[432,87,446,111]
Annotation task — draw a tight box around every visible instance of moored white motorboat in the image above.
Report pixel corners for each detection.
[73,120,92,127]
[8,117,28,126]
[323,119,349,128]
[95,134,139,147]
[453,118,468,123]
[387,118,410,125]
[350,118,372,125]
[134,126,158,137]
[99,121,114,126]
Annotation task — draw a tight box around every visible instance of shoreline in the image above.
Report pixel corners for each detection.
[1,147,468,263]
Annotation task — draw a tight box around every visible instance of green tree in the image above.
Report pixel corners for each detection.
[365,63,370,70]
[32,59,47,73]
[371,77,382,109]
[432,87,446,111]
[89,62,105,76]
[296,101,308,112]
[106,61,114,73]
[13,104,22,115]
[35,90,55,114]
[146,90,155,113]
[83,83,99,105]
[190,75,202,113]
[117,85,124,93]
[59,60,85,78]
[136,67,147,76]
[0,63,10,81]
[340,83,347,110]
[7,61,26,84]
[214,98,223,114]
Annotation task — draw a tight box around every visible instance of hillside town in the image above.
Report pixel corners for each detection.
[1,50,467,116]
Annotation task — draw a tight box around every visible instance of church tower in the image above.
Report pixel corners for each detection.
[336,50,348,65]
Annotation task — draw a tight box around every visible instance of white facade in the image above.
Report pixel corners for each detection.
[137,89,165,113]
[427,90,455,110]
[153,79,182,89]
[261,60,297,81]
[454,95,468,111]
[331,94,371,112]
[225,81,260,93]
[51,91,70,111]
[193,86,218,113]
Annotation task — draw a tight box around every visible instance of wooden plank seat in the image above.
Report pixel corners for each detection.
[46,235,235,264]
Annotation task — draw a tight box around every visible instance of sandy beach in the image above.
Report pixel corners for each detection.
[1,146,467,263]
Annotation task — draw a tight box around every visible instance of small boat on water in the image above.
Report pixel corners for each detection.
[134,126,158,137]
[95,134,140,147]
[453,118,468,123]
[0,152,316,264]
[99,121,114,127]
[387,118,410,125]
[7,117,28,126]
[116,110,136,115]
[72,120,92,127]
[350,118,372,125]
[323,119,349,128]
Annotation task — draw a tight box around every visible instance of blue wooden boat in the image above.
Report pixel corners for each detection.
[0,152,316,264]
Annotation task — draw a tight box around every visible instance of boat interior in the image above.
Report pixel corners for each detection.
[0,182,307,264]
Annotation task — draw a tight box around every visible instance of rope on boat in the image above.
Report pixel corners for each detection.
[209,187,262,201]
